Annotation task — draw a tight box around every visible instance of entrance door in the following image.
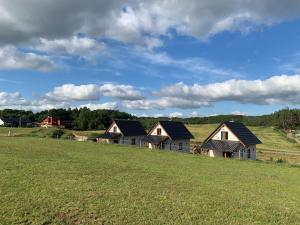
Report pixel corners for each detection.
[223,152,232,158]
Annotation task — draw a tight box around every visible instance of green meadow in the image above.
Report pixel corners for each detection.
[0,137,300,224]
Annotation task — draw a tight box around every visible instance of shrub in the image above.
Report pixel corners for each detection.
[51,129,64,139]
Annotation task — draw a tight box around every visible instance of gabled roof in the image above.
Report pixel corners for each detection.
[201,140,244,152]
[0,117,31,124]
[110,119,147,136]
[204,121,261,146]
[142,135,169,145]
[97,133,121,139]
[150,121,194,140]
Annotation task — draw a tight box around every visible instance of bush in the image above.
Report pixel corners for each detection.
[51,129,64,139]
[276,158,286,164]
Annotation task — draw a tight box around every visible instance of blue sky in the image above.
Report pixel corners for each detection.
[1,0,300,117]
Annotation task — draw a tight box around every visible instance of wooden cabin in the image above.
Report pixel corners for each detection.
[96,119,147,146]
[200,121,261,160]
[143,121,194,153]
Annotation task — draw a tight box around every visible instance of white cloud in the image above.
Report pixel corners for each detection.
[0,0,300,46]
[230,111,249,116]
[46,83,144,101]
[169,112,183,118]
[78,102,117,110]
[190,111,199,117]
[0,92,29,106]
[99,83,144,100]
[158,75,300,105]
[154,113,164,118]
[0,46,55,71]
[123,97,209,110]
[45,84,101,101]
[34,36,107,61]
[139,50,242,78]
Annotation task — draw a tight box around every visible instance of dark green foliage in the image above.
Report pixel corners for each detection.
[51,129,64,139]
[1,107,300,131]
[0,108,134,130]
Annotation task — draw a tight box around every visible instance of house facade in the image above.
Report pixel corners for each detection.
[40,116,63,128]
[143,121,194,153]
[0,117,32,127]
[96,119,147,147]
[200,121,261,160]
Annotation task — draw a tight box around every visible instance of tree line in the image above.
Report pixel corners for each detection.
[0,108,300,130]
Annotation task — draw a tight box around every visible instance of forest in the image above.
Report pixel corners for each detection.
[0,108,300,130]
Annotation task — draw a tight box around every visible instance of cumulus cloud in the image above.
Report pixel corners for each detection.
[0,46,55,71]
[34,36,107,61]
[158,75,300,105]
[77,102,118,110]
[0,92,29,106]
[123,74,300,110]
[1,0,300,46]
[190,111,199,117]
[123,97,209,110]
[169,112,183,118]
[46,83,144,101]
[99,83,144,100]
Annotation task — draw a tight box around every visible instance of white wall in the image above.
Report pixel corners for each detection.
[149,139,190,153]
[212,125,239,141]
[0,119,4,126]
[208,145,256,160]
[108,122,122,133]
[149,123,168,136]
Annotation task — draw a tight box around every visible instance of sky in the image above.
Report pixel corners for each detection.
[1,0,300,118]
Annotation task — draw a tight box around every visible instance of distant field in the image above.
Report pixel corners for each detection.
[1,125,300,163]
[0,137,299,224]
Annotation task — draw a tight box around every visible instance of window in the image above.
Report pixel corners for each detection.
[178,143,183,150]
[221,131,228,140]
[131,138,136,145]
[240,150,243,158]
[157,128,162,135]
[247,149,251,159]
[113,126,117,133]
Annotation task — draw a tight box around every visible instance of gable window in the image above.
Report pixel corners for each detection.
[131,138,136,145]
[157,128,162,135]
[178,143,183,150]
[221,131,228,140]
[113,126,117,133]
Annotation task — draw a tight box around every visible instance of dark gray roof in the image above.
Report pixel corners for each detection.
[158,121,194,140]
[97,133,121,139]
[224,121,262,146]
[142,135,169,145]
[113,119,147,136]
[0,117,32,125]
[201,140,244,152]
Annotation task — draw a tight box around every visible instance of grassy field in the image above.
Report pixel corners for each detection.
[1,125,300,163]
[0,137,299,225]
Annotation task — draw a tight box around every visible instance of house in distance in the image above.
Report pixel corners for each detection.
[96,119,147,146]
[0,117,32,127]
[143,121,194,153]
[40,116,63,128]
[200,121,262,160]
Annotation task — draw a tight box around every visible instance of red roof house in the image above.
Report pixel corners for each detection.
[40,116,63,128]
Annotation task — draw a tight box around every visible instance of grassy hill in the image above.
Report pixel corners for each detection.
[0,137,299,224]
[1,125,300,163]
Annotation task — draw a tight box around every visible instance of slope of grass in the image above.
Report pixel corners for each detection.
[0,137,299,224]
